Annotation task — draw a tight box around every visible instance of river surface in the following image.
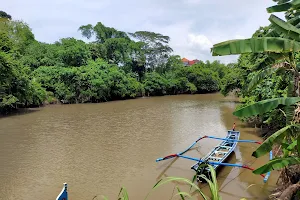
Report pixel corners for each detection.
[0,93,279,200]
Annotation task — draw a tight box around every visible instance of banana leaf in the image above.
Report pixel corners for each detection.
[269,14,300,41]
[253,124,300,158]
[233,97,300,117]
[211,37,300,56]
[267,0,300,13]
[253,157,300,174]
[267,2,292,13]
[292,0,300,8]
[253,125,293,158]
[287,15,300,27]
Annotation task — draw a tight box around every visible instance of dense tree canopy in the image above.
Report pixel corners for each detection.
[0,12,232,113]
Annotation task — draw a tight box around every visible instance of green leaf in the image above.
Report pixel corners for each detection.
[253,157,300,174]
[198,174,220,200]
[292,0,300,9]
[282,138,290,157]
[211,37,300,56]
[117,187,129,200]
[176,187,189,200]
[253,125,293,158]
[144,177,207,200]
[267,2,292,13]
[233,97,300,117]
[268,14,300,41]
[268,0,300,13]
[287,139,298,151]
[287,15,300,27]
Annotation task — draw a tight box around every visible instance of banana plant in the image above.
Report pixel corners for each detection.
[232,97,300,174]
[212,1,300,95]
[211,0,300,175]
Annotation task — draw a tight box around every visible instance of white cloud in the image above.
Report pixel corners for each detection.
[187,34,213,51]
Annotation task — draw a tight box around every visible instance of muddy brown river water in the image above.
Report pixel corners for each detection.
[0,93,279,200]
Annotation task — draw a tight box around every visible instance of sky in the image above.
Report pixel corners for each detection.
[2,0,280,63]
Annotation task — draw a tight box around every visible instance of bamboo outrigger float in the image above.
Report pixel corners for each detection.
[156,125,272,183]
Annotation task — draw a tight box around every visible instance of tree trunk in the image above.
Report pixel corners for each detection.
[278,183,300,200]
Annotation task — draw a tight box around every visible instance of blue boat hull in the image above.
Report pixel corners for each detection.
[191,130,240,182]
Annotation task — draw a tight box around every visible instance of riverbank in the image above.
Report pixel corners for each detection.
[1,92,222,116]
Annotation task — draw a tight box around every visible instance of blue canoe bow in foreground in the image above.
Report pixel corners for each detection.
[56,183,68,200]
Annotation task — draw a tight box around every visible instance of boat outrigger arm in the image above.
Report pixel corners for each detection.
[156,133,272,183]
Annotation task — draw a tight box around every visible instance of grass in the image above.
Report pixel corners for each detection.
[97,165,221,200]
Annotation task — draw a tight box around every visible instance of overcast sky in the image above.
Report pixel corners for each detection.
[3,0,280,63]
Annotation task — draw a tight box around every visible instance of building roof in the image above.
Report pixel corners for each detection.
[181,58,200,66]
[188,60,196,65]
[181,58,189,62]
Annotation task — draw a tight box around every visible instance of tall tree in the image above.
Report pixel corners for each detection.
[0,20,35,54]
[78,22,133,66]
[78,22,129,43]
[129,31,173,70]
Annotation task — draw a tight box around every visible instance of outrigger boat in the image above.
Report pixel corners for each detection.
[156,125,272,183]
[191,130,239,182]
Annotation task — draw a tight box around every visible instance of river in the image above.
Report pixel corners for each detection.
[0,93,279,200]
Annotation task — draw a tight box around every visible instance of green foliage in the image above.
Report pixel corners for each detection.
[253,157,300,174]
[129,31,173,69]
[197,165,220,200]
[212,37,300,56]
[0,18,232,115]
[143,72,168,96]
[102,166,220,200]
[21,42,62,69]
[247,67,285,92]
[1,20,35,54]
[233,97,300,117]
[0,27,46,112]
[211,0,300,177]
[142,62,222,96]
[56,38,91,67]
[0,11,11,20]
[253,125,300,157]
[33,60,144,103]
[185,66,220,93]
[79,22,129,43]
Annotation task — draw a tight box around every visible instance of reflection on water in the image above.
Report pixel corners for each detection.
[0,93,278,200]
